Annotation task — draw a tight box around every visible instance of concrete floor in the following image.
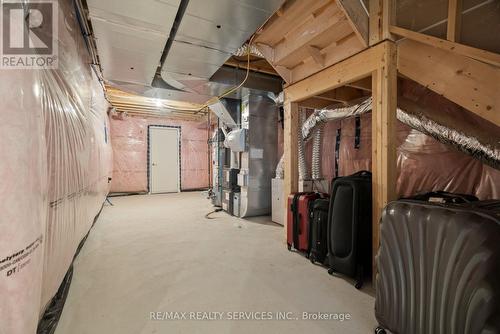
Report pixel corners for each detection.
[55,192,377,334]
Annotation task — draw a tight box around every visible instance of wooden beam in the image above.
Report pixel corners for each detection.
[276,65,292,83]
[371,41,397,283]
[398,39,500,125]
[345,76,372,91]
[390,25,500,68]
[272,4,346,67]
[300,96,334,109]
[290,33,364,84]
[283,99,299,241]
[447,0,462,42]
[336,0,369,47]
[224,57,279,76]
[317,86,364,103]
[285,41,386,101]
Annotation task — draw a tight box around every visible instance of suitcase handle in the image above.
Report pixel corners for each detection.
[351,170,371,177]
[408,191,478,204]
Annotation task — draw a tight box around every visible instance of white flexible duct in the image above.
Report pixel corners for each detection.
[302,97,372,140]
[298,108,310,180]
[311,124,324,180]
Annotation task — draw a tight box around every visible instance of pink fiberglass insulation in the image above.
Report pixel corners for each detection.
[0,0,112,332]
[296,79,500,199]
[309,113,499,199]
[109,114,209,193]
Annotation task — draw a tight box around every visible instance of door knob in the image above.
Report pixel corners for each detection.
[152,162,157,166]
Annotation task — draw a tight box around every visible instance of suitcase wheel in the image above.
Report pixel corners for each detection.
[375,326,386,334]
[355,281,363,290]
[305,253,309,259]
[327,268,335,275]
[287,243,292,251]
[310,254,315,264]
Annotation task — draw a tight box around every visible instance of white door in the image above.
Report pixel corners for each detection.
[150,127,180,193]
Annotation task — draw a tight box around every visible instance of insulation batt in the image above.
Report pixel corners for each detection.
[303,115,500,199]
[109,115,209,192]
[0,0,112,333]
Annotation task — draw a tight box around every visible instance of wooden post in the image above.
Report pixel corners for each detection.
[447,0,463,42]
[371,41,397,283]
[369,0,395,45]
[283,99,299,240]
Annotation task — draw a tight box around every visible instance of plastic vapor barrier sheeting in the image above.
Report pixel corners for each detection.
[307,115,500,199]
[0,0,112,333]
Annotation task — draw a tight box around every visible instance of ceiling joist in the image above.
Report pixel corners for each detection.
[254,0,366,85]
[336,0,369,47]
[398,39,500,125]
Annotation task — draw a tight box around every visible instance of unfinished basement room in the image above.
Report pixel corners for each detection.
[1,0,500,333]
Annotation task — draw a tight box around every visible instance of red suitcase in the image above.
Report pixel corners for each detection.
[287,192,322,253]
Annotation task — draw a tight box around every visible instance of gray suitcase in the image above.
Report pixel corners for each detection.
[375,198,500,334]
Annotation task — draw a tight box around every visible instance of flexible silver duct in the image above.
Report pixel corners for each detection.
[275,96,499,177]
[311,124,324,180]
[396,106,500,169]
[298,108,310,180]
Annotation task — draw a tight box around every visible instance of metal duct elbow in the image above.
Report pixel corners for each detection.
[311,124,324,180]
[233,43,264,58]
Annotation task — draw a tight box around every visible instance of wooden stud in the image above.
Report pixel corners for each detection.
[371,41,398,283]
[447,0,463,42]
[398,39,500,125]
[369,0,382,46]
[283,99,299,241]
[381,0,395,41]
[389,25,500,68]
[336,0,369,47]
[369,0,394,45]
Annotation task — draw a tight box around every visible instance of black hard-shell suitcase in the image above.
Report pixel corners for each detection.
[309,198,330,265]
[375,197,500,334]
[327,170,372,289]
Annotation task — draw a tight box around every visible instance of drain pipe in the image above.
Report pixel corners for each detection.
[154,0,190,85]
